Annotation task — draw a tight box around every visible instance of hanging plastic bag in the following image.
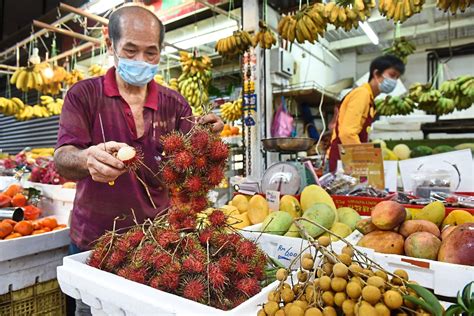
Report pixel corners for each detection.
[271,97,294,137]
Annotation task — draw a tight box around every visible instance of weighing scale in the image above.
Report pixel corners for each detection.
[261,161,317,195]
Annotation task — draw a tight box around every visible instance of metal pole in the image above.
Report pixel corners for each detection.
[32,20,102,45]
[45,42,96,64]
[59,3,109,25]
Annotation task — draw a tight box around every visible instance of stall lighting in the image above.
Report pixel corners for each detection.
[42,66,54,79]
[86,0,124,14]
[163,25,238,55]
[359,21,379,45]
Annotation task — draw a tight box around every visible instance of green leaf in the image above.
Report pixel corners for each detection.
[403,295,435,314]
[406,283,443,316]
[462,281,474,310]
[445,305,464,316]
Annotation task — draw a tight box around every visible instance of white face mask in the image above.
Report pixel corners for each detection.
[379,76,398,93]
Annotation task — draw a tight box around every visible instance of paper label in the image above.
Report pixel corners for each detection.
[266,190,280,211]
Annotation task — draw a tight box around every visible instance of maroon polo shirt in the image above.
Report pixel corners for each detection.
[56,67,193,250]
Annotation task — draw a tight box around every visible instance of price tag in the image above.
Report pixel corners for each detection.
[266,190,280,212]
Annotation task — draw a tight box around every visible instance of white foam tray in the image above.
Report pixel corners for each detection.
[372,252,474,297]
[381,115,437,124]
[0,176,17,191]
[369,131,424,141]
[240,224,370,268]
[0,246,68,294]
[372,121,421,131]
[0,227,70,261]
[57,251,280,316]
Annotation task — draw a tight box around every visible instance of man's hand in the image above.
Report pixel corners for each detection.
[199,113,224,133]
[86,141,129,183]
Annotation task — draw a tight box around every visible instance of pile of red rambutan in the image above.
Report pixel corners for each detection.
[87,126,271,310]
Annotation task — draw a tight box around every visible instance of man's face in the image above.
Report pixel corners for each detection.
[109,14,161,65]
[377,67,401,81]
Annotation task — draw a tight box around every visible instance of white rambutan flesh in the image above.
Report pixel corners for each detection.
[117,146,137,164]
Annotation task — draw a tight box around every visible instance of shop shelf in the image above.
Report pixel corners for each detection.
[57,251,280,316]
[0,279,66,316]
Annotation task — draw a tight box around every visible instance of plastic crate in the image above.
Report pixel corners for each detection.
[0,279,66,316]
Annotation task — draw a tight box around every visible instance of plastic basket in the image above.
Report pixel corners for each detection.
[0,279,66,316]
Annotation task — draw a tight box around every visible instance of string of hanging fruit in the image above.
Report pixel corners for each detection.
[177,51,213,116]
[383,37,416,64]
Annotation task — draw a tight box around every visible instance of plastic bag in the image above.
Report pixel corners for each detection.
[271,97,294,137]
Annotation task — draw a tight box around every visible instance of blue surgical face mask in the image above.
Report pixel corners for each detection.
[115,53,158,86]
[379,76,398,93]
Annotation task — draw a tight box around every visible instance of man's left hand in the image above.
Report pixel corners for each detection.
[199,113,224,133]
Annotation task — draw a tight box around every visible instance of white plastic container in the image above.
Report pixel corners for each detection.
[57,251,280,316]
[0,176,16,191]
[0,225,70,295]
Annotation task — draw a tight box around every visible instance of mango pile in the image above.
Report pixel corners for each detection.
[356,200,474,266]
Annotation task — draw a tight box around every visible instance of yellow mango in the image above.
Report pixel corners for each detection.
[300,185,336,212]
[247,195,269,224]
[228,212,251,229]
[442,210,474,227]
[231,194,249,213]
[220,205,239,217]
[410,201,445,227]
[279,195,302,218]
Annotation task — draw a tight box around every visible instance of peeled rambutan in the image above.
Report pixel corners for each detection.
[235,261,250,275]
[185,175,203,193]
[209,141,229,162]
[162,133,186,154]
[208,264,227,289]
[153,252,172,270]
[194,156,207,170]
[236,240,257,259]
[208,209,226,227]
[207,166,224,186]
[173,151,193,171]
[191,129,210,154]
[162,165,180,184]
[157,229,180,248]
[190,196,209,212]
[218,255,234,273]
[182,256,204,273]
[236,278,260,297]
[182,278,206,302]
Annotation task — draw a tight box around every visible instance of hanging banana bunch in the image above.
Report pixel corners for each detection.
[383,37,416,64]
[0,97,25,116]
[378,0,424,23]
[65,69,85,86]
[278,5,326,44]
[254,21,277,49]
[375,95,416,116]
[177,52,213,116]
[15,104,52,121]
[154,74,179,91]
[436,0,471,14]
[440,75,474,111]
[215,30,254,58]
[220,99,243,122]
[40,95,64,116]
[10,64,47,93]
[88,64,107,77]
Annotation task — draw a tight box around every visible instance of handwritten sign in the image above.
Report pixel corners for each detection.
[266,190,280,211]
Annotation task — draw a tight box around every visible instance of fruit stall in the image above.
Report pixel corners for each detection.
[0,0,473,315]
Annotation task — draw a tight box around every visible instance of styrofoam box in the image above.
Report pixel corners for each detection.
[381,114,437,124]
[372,121,421,131]
[369,131,424,141]
[240,224,371,268]
[0,176,16,191]
[372,252,474,297]
[0,246,68,294]
[58,251,281,316]
[0,227,70,261]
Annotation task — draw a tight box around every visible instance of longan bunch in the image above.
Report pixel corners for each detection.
[258,234,430,316]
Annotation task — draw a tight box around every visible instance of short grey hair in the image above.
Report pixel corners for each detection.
[108,5,165,50]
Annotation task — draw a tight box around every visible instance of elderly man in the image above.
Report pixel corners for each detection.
[54,5,223,258]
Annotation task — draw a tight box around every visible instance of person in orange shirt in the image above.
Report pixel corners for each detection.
[328,55,405,172]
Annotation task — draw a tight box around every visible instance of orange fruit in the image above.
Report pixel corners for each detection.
[231,127,240,135]
[4,184,22,197]
[23,205,41,220]
[0,193,11,208]
[32,229,47,235]
[14,221,34,236]
[52,224,67,231]
[0,222,13,238]
[40,217,58,230]
[4,232,22,240]
[223,124,231,131]
[42,227,52,232]
[11,193,27,207]
[2,219,17,226]
[31,221,41,230]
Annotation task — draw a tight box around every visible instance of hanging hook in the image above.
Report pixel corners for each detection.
[56,7,62,20]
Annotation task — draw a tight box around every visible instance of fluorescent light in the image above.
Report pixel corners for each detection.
[359,21,379,45]
[86,0,124,14]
